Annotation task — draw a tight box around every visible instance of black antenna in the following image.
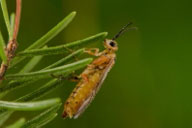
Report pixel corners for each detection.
[112,22,137,40]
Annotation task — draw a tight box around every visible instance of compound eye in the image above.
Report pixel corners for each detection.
[109,41,116,47]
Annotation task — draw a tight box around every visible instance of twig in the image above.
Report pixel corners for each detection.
[0,0,22,81]
[13,0,22,40]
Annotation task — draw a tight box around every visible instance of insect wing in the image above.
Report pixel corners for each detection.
[95,58,115,93]
[74,58,115,118]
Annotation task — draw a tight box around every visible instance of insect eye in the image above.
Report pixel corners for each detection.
[109,41,116,47]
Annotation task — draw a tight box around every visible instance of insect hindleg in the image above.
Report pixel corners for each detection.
[81,73,89,82]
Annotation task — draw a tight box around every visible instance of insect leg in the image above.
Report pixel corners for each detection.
[63,46,79,61]
[81,73,89,82]
[84,48,103,56]
[50,74,65,80]
[67,74,81,82]
[50,73,81,82]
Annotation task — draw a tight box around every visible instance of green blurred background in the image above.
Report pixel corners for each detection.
[1,0,192,128]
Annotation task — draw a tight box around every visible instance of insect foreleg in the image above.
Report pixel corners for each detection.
[84,48,103,56]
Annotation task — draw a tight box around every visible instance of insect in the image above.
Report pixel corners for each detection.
[62,23,136,119]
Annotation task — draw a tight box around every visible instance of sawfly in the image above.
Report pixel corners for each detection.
[63,23,136,119]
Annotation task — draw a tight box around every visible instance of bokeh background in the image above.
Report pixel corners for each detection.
[1,0,192,128]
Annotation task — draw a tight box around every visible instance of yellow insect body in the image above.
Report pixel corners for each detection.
[63,40,117,118]
[63,23,135,118]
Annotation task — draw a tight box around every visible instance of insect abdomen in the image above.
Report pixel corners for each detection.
[63,54,115,118]
[63,72,101,118]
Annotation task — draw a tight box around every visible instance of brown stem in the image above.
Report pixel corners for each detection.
[0,0,22,81]
[13,0,22,40]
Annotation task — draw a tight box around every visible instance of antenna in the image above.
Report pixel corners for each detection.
[112,22,137,40]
